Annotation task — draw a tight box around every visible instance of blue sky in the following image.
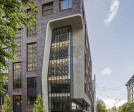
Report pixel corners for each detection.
[84,0,134,108]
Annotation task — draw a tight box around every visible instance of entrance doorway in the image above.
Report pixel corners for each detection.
[13,95,21,112]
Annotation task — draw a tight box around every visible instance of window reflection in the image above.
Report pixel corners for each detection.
[60,0,72,10]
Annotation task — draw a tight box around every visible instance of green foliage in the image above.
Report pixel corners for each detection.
[1,94,12,112]
[109,106,117,112]
[97,101,103,112]
[118,105,123,112]
[105,109,111,112]
[0,0,38,94]
[96,99,119,112]
[33,94,46,112]
[97,99,107,112]
[120,102,134,112]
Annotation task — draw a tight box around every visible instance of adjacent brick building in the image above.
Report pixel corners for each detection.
[1,0,93,112]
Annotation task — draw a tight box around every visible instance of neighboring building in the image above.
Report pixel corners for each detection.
[92,75,96,112]
[126,75,134,102]
[1,0,93,112]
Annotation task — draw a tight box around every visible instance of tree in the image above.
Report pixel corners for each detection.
[0,0,38,94]
[33,94,46,112]
[111,106,117,112]
[121,102,134,112]
[118,105,123,112]
[1,94,12,112]
[97,99,107,112]
[97,101,103,112]
[106,109,112,112]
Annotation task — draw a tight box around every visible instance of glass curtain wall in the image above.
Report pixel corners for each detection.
[48,26,71,111]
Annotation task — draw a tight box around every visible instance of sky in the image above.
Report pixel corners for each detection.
[84,0,134,109]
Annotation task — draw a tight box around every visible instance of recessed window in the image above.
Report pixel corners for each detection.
[27,43,37,71]
[27,78,36,105]
[60,0,72,10]
[42,2,53,16]
[27,9,37,37]
[13,62,22,88]
[15,28,22,56]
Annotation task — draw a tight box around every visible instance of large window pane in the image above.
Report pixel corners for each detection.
[27,43,37,71]
[13,62,21,88]
[60,0,72,10]
[27,78,36,105]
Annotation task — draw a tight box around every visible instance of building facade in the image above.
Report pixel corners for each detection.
[1,0,93,112]
[126,75,134,102]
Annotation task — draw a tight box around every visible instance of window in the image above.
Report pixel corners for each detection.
[27,43,37,71]
[72,102,76,110]
[13,62,21,88]
[15,28,22,56]
[27,9,37,37]
[13,95,22,112]
[42,2,53,16]
[60,0,72,10]
[27,78,36,105]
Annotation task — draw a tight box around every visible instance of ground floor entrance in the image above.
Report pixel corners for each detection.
[13,95,22,112]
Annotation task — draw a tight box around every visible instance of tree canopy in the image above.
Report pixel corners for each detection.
[97,99,107,112]
[96,99,134,112]
[0,0,38,94]
[96,99,119,112]
[118,102,134,112]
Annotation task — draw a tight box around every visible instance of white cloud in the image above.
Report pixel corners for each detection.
[101,67,112,76]
[104,0,119,25]
[103,99,127,108]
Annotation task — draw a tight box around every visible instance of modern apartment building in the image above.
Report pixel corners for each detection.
[0,0,93,112]
[126,75,134,102]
